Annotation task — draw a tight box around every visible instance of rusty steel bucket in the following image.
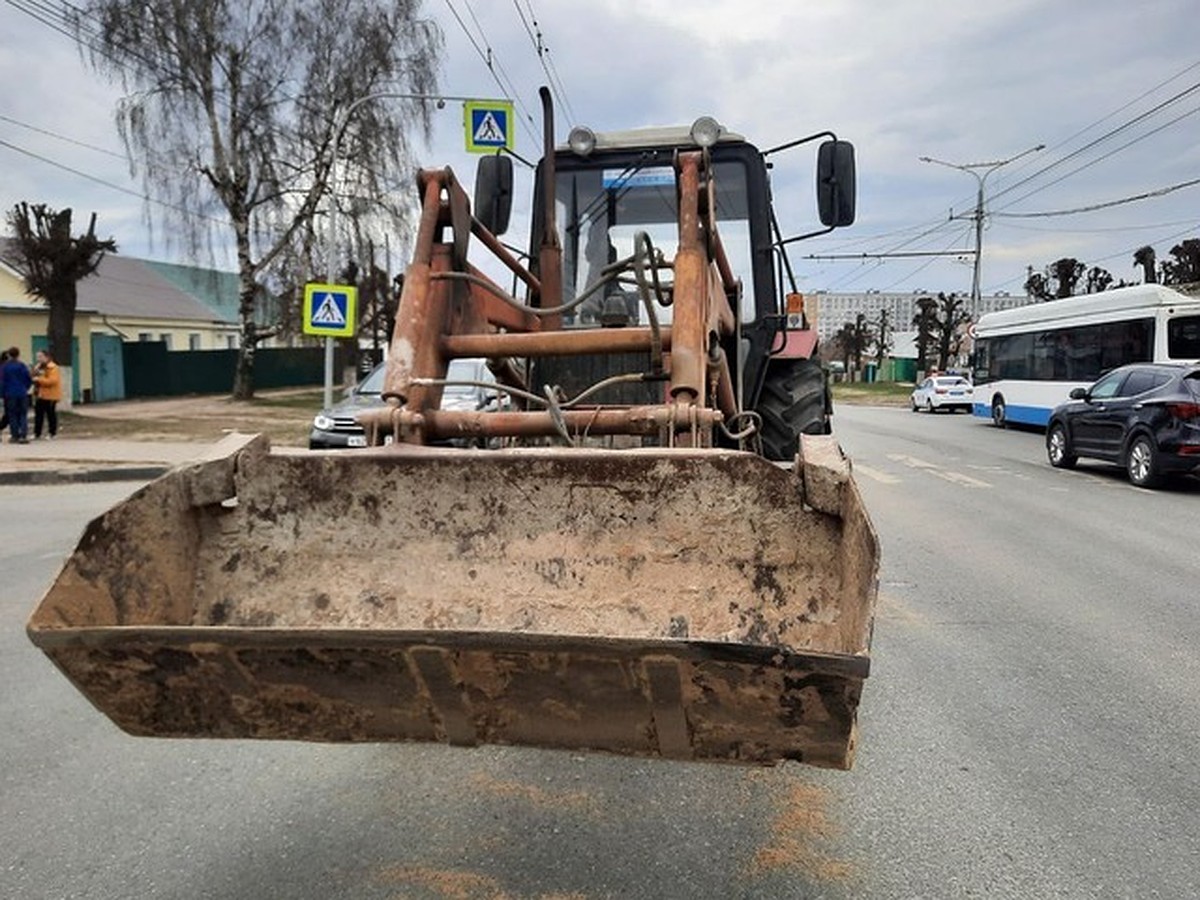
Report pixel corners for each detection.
[27,433,878,768]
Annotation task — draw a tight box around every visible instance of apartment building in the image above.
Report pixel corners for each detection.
[810,290,1030,342]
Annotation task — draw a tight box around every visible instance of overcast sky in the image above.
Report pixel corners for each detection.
[2,0,1198,300]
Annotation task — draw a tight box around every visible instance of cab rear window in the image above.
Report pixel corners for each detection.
[1168,316,1200,359]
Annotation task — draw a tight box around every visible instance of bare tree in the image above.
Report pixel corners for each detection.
[873,308,891,369]
[1162,238,1200,286]
[1024,257,1086,300]
[832,322,856,372]
[1024,268,1051,301]
[932,292,969,370]
[852,313,873,372]
[6,203,117,400]
[357,241,395,370]
[1084,266,1114,294]
[1050,258,1085,298]
[911,295,938,372]
[1133,246,1157,284]
[72,0,442,398]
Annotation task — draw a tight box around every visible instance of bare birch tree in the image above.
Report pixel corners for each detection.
[71,0,442,397]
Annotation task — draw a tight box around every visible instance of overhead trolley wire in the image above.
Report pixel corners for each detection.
[984,214,1200,294]
[878,58,1200,261]
[462,0,542,143]
[511,0,578,125]
[818,221,974,293]
[0,136,230,225]
[827,61,1200,287]
[7,0,163,74]
[1001,217,1200,235]
[994,175,1200,219]
[989,74,1200,211]
[443,0,541,147]
[5,0,236,116]
[941,58,1200,218]
[992,102,1200,212]
[0,112,125,158]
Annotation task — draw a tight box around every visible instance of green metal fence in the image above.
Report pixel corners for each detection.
[123,343,348,398]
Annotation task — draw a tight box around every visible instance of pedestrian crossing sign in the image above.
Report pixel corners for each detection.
[464,100,514,153]
[303,283,358,337]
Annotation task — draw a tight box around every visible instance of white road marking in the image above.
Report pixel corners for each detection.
[853,464,902,484]
[932,469,993,488]
[887,453,993,488]
[888,453,938,470]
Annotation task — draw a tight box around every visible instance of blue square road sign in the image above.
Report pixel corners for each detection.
[303,283,358,337]
[464,100,514,153]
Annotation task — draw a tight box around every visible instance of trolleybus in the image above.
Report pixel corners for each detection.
[972,284,1200,427]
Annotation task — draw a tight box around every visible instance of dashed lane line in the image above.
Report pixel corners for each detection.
[852,464,902,484]
[931,469,993,488]
[887,453,993,488]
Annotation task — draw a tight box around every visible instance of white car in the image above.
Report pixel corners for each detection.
[911,375,973,413]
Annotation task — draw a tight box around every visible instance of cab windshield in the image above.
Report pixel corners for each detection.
[555,159,755,326]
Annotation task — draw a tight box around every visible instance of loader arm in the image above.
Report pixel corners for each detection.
[361,150,739,449]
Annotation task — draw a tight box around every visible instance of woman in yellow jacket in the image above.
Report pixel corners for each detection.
[31,349,62,439]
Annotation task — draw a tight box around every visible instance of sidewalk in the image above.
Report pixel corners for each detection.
[0,387,320,485]
[0,436,218,485]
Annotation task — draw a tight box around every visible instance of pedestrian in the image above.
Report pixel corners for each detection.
[31,349,62,439]
[0,348,8,433]
[2,346,33,444]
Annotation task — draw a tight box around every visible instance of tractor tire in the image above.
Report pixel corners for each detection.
[758,358,830,462]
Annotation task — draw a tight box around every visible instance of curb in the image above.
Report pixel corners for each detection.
[0,465,171,486]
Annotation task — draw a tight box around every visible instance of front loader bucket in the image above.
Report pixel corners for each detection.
[28,434,878,768]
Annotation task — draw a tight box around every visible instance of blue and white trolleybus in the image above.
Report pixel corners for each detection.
[972,284,1200,427]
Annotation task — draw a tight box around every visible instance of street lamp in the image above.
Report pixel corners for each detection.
[919,144,1044,322]
[321,91,490,407]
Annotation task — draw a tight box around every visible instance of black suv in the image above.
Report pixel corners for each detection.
[1045,362,1200,488]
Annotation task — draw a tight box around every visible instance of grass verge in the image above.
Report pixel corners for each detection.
[832,380,914,407]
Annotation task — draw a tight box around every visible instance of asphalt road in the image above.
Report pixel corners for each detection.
[829,405,1200,899]
[2,415,1198,899]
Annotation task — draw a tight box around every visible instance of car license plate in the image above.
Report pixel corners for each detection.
[348,435,367,447]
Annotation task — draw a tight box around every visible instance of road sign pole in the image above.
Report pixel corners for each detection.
[324,336,334,409]
[325,102,351,411]
[315,93,512,412]
[304,284,357,408]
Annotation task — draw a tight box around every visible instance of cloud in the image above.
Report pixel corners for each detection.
[2,0,1197,292]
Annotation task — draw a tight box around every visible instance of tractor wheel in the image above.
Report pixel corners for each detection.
[758,358,830,462]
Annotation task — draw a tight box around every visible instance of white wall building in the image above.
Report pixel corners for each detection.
[811,290,1030,342]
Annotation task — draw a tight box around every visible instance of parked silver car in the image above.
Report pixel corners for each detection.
[309,358,498,449]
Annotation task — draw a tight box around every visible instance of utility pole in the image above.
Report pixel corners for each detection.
[919,144,1044,322]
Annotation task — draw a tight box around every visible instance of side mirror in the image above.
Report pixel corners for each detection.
[474,154,513,236]
[1069,387,1089,400]
[817,140,856,227]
